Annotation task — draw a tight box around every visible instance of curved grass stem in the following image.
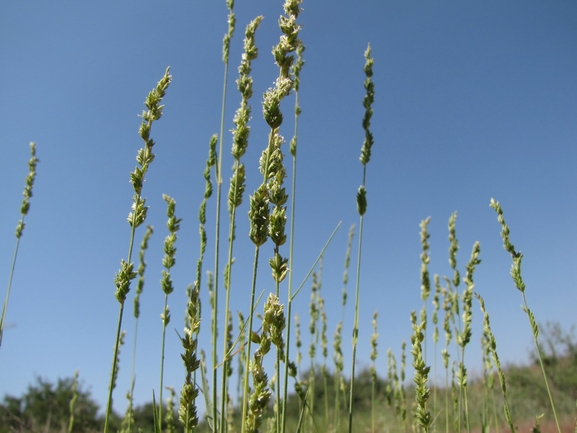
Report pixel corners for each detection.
[490,198,561,433]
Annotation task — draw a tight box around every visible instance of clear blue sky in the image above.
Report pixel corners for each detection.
[1,0,576,417]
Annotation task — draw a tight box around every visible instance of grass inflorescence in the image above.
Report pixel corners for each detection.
[1,142,39,349]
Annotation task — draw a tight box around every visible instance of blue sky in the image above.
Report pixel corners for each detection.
[1,0,576,418]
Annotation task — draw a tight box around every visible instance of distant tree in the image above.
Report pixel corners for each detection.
[0,375,103,433]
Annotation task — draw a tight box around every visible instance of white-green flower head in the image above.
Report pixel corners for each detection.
[359,44,375,167]
[248,184,270,247]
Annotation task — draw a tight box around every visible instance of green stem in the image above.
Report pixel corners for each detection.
[212,44,230,433]
[323,366,329,430]
[104,226,137,433]
[1,143,38,348]
[445,360,449,433]
[282,71,301,433]
[159,293,169,429]
[104,302,125,433]
[460,356,471,433]
[220,201,237,433]
[371,376,375,433]
[348,212,365,433]
[131,320,138,397]
[523,292,562,433]
[0,235,22,348]
[275,278,281,433]
[241,246,261,433]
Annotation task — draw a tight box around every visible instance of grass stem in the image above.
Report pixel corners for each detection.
[0,142,38,349]
[212,3,236,428]
[491,198,562,433]
[348,42,374,433]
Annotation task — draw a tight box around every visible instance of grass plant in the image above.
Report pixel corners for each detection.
[157,194,182,429]
[4,3,576,433]
[441,285,454,433]
[194,134,216,312]
[333,225,354,432]
[411,309,432,433]
[370,310,379,433]
[179,281,201,432]
[490,198,562,433]
[282,34,305,433]
[432,274,442,420]
[220,16,262,432]
[348,42,375,433]
[475,292,514,433]
[321,296,330,430]
[419,217,431,363]
[457,241,481,433]
[104,68,172,433]
[307,270,320,431]
[0,142,39,349]
[211,2,237,428]
[122,224,154,433]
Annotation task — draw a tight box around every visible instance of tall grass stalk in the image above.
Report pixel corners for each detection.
[295,314,302,371]
[108,329,126,431]
[441,213,457,433]
[348,43,375,433]
[0,142,39,349]
[104,68,171,433]
[120,387,136,433]
[321,299,330,429]
[417,217,432,432]
[386,349,396,410]
[411,310,431,433]
[419,217,431,362]
[274,0,302,426]
[480,309,499,433]
[446,212,466,433]
[307,271,320,431]
[447,213,462,351]
[126,224,153,430]
[370,310,379,433]
[157,194,182,428]
[240,185,268,433]
[249,2,303,431]
[237,311,247,407]
[432,274,441,420]
[457,241,481,433]
[186,134,216,430]
[166,386,177,433]
[480,339,490,433]
[334,225,354,432]
[269,293,287,433]
[441,287,453,433]
[245,295,285,433]
[195,134,216,313]
[239,153,272,433]
[400,340,408,432]
[212,2,236,428]
[474,292,515,433]
[451,362,459,433]
[282,36,305,433]
[220,16,262,431]
[490,198,562,433]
